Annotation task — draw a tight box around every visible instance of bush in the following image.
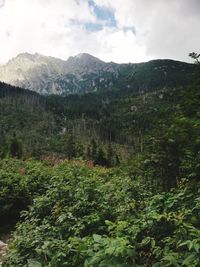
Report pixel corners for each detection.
[2,160,200,266]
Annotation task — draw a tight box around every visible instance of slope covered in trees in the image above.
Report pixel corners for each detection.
[0,57,200,266]
[1,76,199,177]
[0,82,58,158]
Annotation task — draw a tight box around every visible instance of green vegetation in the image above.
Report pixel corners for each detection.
[1,81,199,189]
[0,159,51,231]
[0,57,200,266]
[0,159,200,266]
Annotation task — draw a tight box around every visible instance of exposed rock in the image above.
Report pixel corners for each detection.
[0,53,195,96]
[0,53,120,95]
[0,241,7,249]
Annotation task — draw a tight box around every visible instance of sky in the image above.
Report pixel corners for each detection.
[0,0,199,64]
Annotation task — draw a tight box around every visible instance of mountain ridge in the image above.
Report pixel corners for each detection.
[0,52,196,95]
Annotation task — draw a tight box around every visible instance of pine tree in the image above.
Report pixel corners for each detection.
[66,135,76,159]
[95,148,108,167]
[91,139,97,159]
[107,142,114,167]
[9,136,23,159]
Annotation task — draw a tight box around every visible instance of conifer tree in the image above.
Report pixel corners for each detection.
[9,135,23,159]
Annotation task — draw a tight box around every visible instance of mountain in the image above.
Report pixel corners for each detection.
[0,53,69,95]
[1,55,200,267]
[0,53,196,95]
[65,53,118,75]
[1,75,200,267]
[0,53,119,95]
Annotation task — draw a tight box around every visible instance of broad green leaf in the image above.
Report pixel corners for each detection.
[93,234,102,243]
[182,254,197,266]
[27,259,42,267]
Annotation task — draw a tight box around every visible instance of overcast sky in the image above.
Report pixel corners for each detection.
[0,0,199,64]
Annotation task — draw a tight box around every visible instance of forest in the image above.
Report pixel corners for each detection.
[0,54,200,266]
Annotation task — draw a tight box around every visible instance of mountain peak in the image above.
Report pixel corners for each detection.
[67,53,104,64]
[16,52,49,60]
[64,53,106,76]
[74,53,102,60]
[0,52,194,96]
[74,52,92,58]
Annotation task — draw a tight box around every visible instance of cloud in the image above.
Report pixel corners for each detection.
[0,0,199,64]
[0,0,95,63]
[0,0,5,8]
[93,0,200,62]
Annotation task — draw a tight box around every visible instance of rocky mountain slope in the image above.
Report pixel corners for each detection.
[0,53,196,95]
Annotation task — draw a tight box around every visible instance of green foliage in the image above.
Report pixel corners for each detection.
[0,159,199,267]
[0,159,51,231]
[0,57,200,266]
[66,134,78,159]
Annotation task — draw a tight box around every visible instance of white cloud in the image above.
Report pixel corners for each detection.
[95,28,148,63]
[0,0,96,63]
[0,0,199,64]
[93,0,200,62]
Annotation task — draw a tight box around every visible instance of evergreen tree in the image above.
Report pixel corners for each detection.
[9,136,23,159]
[189,52,200,85]
[86,145,92,160]
[66,135,76,159]
[0,138,8,158]
[107,142,114,167]
[91,139,97,160]
[95,148,108,167]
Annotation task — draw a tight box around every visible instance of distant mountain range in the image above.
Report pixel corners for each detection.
[0,53,196,95]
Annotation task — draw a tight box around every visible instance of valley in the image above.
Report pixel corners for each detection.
[0,53,200,266]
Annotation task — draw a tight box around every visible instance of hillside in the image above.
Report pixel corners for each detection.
[0,58,200,267]
[0,82,58,158]
[0,73,200,176]
[0,53,196,95]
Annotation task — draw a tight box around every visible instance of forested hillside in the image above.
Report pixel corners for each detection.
[0,59,200,185]
[0,56,200,266]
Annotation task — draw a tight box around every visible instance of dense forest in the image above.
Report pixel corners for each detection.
[0,55,200,266]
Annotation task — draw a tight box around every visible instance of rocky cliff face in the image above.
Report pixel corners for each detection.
[65,53,119,75]
[0,53,120,95]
